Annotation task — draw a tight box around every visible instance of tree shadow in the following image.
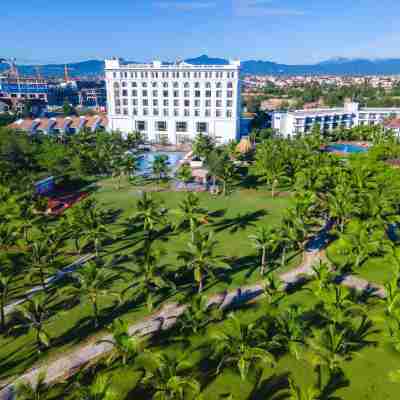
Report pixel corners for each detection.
[249,371,290,400]
[213,210,268,234]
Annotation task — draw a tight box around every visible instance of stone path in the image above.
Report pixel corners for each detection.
[0,248,387,399]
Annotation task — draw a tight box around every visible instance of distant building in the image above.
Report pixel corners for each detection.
[105,58,241,144]
[271,101,400,137]
[0,75,49,102]
[384,118,400,136]
[8,115,108,135]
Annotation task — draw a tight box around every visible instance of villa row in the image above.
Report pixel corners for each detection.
[270,101,400,137]
[9,115,108,135]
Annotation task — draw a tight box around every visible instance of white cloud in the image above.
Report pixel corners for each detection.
[233,0,305,17]
[155,1,216,11]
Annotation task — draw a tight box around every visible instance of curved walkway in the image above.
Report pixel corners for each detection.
[0,247,387,400]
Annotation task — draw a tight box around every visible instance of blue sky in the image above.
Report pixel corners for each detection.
[2,0,400,64]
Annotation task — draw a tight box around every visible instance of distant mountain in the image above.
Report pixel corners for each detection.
[4,55,400,77]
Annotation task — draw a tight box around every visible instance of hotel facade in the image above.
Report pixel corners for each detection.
[271,102,400,137]
[105,58,241,144]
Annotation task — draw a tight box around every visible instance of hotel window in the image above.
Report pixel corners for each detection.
[216,109,222,117]
[152,82,157,87]
[194,100,200,107]
[152,90,158,97]
[227,100,233,107]
[226,110,232,118]
[174,109,179,117]
[227,82,233,88]
[173,90,179,97]
[184,100,190,107]
[196,122,208,133]
[113,72,117,78]
[163,99,169,106]
[205,82,211,88]
[131,82,137,87]
[123,99,128,106]
[143,99,148,106]
[115,108,121,114]
[163,108,169,116]
[115,99,121,106]
[205,90,212,98]
[163,90,169,97]
[142,82,147,87]
[133,108,138,116]
[194,109,200,117]
[173,82,179,88]
[176,121,188,132]
[205,100,211,107]
[156,121,167,131]
[113,82,119,89]
[153,108,159,116]
[143,108,149,116]
[195,90,201,98]
[122,90,128,97]
[216,91,222,98]
[163,82,168,88]
[123,108,128,115]
[205,109,211,117]
[122,81,127,87]
[153,99,158,106]
[227,91,233,98]
[194,82,200,88]
[216,100,222,107]
[142,90,148,97]
[216,82,222,88]
[174,99,179,107]
[184,90,190,97]
[184,109,190,117]
[136,121,146,131]
[184,82,189,88]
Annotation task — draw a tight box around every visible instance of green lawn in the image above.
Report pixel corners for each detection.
[0,180,297,381]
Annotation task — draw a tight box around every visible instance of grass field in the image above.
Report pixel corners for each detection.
[0,179,297,381]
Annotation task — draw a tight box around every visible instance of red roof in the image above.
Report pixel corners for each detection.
[385,118,400,129]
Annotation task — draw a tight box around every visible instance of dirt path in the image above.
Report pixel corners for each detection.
[0,249,386,399]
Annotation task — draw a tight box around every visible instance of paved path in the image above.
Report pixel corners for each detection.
[0,249,386,399]
[4,254,95,316]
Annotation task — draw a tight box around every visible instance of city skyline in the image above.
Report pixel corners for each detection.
[2,0,400,64]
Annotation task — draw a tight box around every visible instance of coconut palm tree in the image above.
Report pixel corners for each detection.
[152,155,170,181]
[178,231,230,293]
[139,352,201,400]
[174,193,208,243]
[64,262,119,328]
[249,226,280,275]
[176,164,193,189]
[208,314,275,380]
[15,371,49,400]
[14,294,52,353]
[122,246,174,311]
[0,271,12,332]
[98,319,145,366]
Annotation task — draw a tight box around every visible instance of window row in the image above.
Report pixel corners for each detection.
[114,81,234,89]
[114,108,233,118]
[113,71,236,79]
[116,99,233,107]
[134,120,209,133]
[116,90,234,98]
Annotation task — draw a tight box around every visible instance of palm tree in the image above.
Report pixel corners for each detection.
[140,352,201,400]
[174,193,208,243]
[14,294,52,353]
[0,272,12,332]
[15,371,49,400]
[178,231,230,293]
[130,192,167,243]
[64,262,119,328]
[74,373,118,400]
[176,163,193,189]
[208,314,275,380]
[152,155,170,181]
[98,319,145,366]
[249,226,280,275]
[122,246,174,312]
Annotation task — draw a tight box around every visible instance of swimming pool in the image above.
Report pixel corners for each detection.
[137,151,185,174]
[325,143,368,153]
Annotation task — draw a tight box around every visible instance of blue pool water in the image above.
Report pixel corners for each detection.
[137,151,185,174]
[326,143,368,153]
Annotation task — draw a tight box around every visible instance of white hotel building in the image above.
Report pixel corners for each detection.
[105,58,241,144]
[271,102,400,137]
